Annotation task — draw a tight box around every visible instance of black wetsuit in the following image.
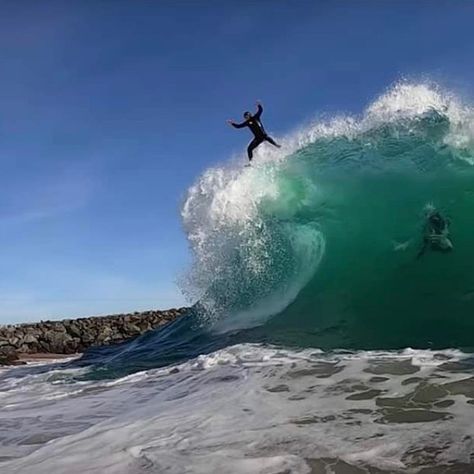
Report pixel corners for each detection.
[416,211,451,259]
[231,105,279,160]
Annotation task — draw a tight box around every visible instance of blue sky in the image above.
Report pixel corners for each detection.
[2,1,474,323]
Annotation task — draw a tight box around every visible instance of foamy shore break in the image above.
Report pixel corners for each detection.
[0,308,188,365]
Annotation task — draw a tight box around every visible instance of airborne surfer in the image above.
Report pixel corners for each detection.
[227,101,281,162]
[416,207,453,259]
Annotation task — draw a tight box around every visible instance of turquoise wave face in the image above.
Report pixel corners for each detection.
[181,83,474,350]
[261,150,474,349]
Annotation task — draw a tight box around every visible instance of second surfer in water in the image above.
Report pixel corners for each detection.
[416,207,453,259]
[227,101,281,162]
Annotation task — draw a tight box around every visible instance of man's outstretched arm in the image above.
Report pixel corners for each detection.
[227,119,247,129]
[254,101,263,119]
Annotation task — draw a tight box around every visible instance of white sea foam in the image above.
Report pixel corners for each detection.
[0,344,473,473]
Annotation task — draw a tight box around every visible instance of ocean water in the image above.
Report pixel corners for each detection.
[2,82,474,473]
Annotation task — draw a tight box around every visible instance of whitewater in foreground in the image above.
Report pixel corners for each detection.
[1,82,474,473]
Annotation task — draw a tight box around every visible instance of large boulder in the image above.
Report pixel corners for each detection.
[0,345,25,365]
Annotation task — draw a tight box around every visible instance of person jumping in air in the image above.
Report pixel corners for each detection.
[227,101,281,162]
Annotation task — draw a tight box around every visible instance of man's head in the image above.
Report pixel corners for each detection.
[429,211,442,223]
[243,111,252,120]
[428,212,446,233]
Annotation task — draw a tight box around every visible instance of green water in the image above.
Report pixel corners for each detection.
[261,163,474,349]
[182,84,474,351]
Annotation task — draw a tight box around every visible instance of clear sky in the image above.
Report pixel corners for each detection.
[2,1,474,323]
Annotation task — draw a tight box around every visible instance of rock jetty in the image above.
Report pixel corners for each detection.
[0,308,188,365]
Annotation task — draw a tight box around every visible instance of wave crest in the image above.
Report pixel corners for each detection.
[181,81,474,344]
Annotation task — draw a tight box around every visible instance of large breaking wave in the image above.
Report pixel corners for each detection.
[181,82,474,349]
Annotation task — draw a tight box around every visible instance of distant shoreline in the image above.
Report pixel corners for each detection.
[0,307,189,365]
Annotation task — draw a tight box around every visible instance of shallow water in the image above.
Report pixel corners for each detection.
[1,346,474,473]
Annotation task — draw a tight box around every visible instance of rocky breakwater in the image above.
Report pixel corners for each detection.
[0,308,188,365]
